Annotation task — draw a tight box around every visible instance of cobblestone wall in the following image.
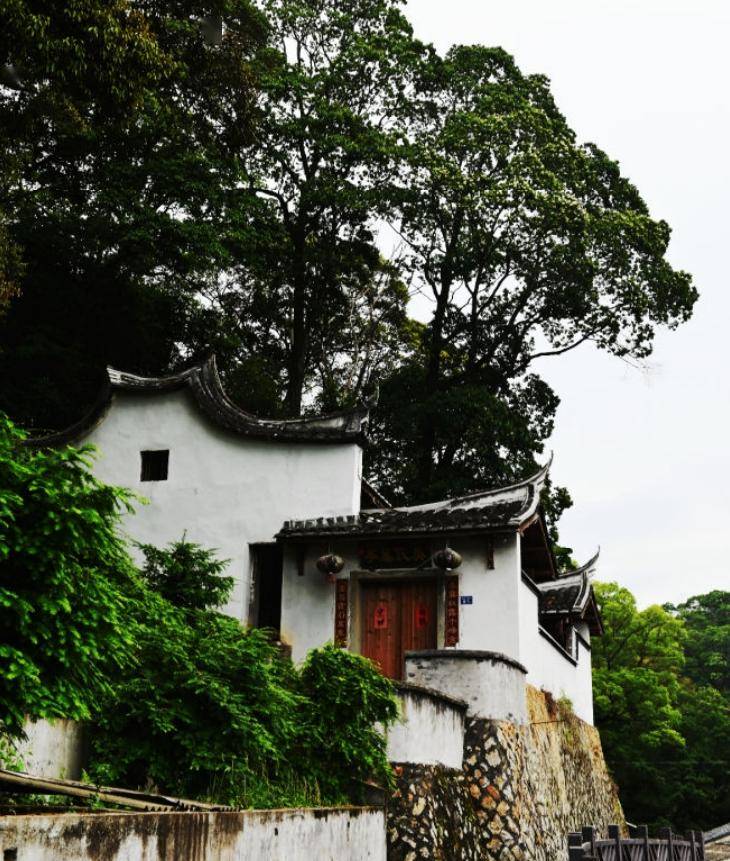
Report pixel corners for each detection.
[387,686,623,860]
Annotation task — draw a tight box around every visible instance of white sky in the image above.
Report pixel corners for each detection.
[405,0,730,607]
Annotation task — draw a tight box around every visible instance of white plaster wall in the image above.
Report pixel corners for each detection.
[456,535,522,658]
[386,688,465,769]
[280,543,345,662]
[519,581,594,724]
[0,808,386,861]
[281,535,526,667]
[84,391,362,621]
[404,654,528,723]
[16,719,86,780]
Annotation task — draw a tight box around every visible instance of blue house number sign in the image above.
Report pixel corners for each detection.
[460,595,473,605]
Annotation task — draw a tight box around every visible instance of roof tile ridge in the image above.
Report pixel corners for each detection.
[448,455,553,508]
[557,548,600,579]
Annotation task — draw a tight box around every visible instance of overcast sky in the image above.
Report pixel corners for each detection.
[405,0,730,607]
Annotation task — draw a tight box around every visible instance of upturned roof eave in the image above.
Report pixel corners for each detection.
[27,355,369,447]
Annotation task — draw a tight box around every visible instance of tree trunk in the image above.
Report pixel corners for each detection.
[413,280,450,497]
[284,221,308,416]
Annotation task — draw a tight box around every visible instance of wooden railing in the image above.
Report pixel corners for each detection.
[568,825,705,860]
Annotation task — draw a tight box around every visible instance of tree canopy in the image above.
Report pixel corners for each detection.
[0,2,695,521]
[370,45,696,504]
[0,0,267,431]
[593,582,730,831]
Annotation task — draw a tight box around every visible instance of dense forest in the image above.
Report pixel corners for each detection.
[594,583,730,831]
[0,0,725,833]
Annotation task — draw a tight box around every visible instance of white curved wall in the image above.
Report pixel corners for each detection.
[83,390,362,621]
[386,687,465,769]
[404,652,528,723]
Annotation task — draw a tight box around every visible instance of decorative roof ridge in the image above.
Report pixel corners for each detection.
[536,550,599,614]
[361,457,552,518]
[110,355,369,430]
[278,460,552,538]
[556,548,600,580]
[31,355,368,447]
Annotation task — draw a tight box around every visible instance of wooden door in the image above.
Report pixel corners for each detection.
[361,580,437,679]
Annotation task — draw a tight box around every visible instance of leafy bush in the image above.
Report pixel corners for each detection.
[89,539,398,807]
[0,414,135,738]
[295,645,399,800]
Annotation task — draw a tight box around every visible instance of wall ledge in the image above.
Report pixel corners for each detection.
[405,649,527,675]
[392,681,468,713]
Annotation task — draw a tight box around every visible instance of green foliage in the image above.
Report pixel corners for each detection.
[371,43,696,505]
[89,540,398,807]
[0,0,267,431]
[211,0,418,415]
[295,645,399,799]
[0,212,23,314]
[667,590,730,694]
[138,538,232,612]
[593,581,730,831]
[0,414,136,738]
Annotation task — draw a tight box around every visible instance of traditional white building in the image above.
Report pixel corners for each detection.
[41,356,602,724]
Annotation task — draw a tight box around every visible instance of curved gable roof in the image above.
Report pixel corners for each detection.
[31,356,369,447]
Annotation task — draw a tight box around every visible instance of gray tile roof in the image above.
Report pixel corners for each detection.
[278,462,550,538]
[535,551,603,634]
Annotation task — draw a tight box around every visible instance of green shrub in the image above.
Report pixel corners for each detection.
[0,414,136,738]
[89,539,398,807]
[295,645,399,800]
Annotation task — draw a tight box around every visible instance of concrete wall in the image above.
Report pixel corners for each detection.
[386,684,466,769]
[84,390,362,622]
[0,807,386,861]
[518,580,594,724]
[404,651,528,724]
[16,719,86,780]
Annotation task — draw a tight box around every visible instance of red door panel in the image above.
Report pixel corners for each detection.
[361,580,437,679]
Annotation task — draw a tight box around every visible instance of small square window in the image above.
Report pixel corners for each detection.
[140,450,169,482]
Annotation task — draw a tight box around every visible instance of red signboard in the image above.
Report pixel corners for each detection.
[445,577,459,647]
[373,602,388,629]
[335,580,348,646]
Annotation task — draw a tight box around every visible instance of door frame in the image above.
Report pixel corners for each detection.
[349,568,447,660]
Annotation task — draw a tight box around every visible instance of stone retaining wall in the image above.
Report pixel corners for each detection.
[385,686,623,860]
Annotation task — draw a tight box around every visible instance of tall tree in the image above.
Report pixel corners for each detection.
[667,590,730,694]
[371,46,696,503]
[0,0,266,431]
[206,0,420,415]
